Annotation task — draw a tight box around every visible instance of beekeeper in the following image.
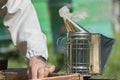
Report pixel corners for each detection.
[0,0,55,79]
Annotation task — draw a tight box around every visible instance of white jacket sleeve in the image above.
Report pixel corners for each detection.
[3,0,48,60]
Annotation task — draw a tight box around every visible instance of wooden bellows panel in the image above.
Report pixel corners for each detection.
[90,34,100,74]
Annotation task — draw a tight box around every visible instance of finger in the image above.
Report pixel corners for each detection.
[53,67,60,73]
[31,67,38,79]
[37,68,44,79]
[49,65,55,73]
[80,74,84,80]
[44,67,50,77]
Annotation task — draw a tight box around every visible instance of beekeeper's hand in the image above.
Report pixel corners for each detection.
[27,56,55,79]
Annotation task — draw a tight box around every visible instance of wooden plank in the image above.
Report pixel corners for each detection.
[90,34,100,74]
[41,74,82,80]
[0,73,5,80]
[0,71,82,80]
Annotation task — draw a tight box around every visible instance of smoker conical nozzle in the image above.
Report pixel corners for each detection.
[59,6,89,33]
[64,18,89,33]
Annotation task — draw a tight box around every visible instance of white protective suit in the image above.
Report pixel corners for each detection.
[1,0,48,60]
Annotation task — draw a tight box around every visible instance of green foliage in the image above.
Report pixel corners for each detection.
[47,43,65,72]
[104,33,120,80]
[7,50,27,68]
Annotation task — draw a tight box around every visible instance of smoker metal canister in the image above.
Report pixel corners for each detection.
[65,32,91,77]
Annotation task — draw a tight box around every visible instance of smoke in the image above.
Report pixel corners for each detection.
[59,6,88,22]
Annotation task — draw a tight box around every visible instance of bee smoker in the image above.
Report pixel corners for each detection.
[64,18,91,76]
[59,6,115,77]
[63,18,115,77]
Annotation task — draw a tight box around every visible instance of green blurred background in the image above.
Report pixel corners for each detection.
[0,0,120,79]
